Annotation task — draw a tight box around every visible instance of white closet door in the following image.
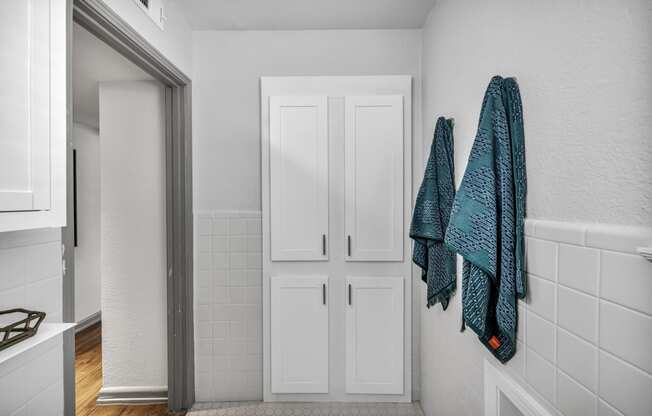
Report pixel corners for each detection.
[269,96,328,261]
[344,96,404,261]
[271,275,329,393]
[0,0,56,211]
[346,276,404,394]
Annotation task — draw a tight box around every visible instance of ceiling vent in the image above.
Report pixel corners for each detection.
[132,0,166,30]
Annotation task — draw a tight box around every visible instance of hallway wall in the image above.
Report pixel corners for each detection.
[99,81,168,394]
[72,123,101,323]
[418,1,652,415]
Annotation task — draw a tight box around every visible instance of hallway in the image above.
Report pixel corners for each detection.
[75,324,179,416]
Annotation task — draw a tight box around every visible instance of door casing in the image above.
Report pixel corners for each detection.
[62,0,194,412]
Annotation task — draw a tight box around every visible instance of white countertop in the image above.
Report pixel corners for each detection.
[0,323,75,365]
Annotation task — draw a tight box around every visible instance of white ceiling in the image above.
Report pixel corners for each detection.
[184,0,437,30]
[72,23,154,128]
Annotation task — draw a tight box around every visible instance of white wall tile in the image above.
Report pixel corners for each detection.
[517,305,526,341]
[557,286,598,343]
[198,235,211,253]
[585,224,652,254]
[599,301,652,374]
[518,220,652,416]
[25,381,63,416]
[526,348,555,403]
[599,352,652,416]
[557,329,597,392]
[212,218,228,235]
[0,247,25,291]
[533,220,586,246]
[228,218,247,235]
[212,236,228,252]
[526,275,556,322]
[506,341,525,378]
[600,251,652,315]
[197,216,212,235]
[0,338,63,416]
[526,312,555,363]
[598,399,624,416]
[526,238,557,281]
[229,237,247,252]
[194,211,263,402]
[556,371,596,416]
[558,244,599,295]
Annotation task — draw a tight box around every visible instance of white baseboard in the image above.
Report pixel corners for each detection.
[96,386,167,405]
[75,311,101,333]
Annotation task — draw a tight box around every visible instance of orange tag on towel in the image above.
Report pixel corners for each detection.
[488,336,501,350]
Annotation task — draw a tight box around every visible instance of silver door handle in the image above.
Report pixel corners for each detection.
[347,235,351,257]
[323,283,326,305]
[322,234,326,256]
[348,283,352,305]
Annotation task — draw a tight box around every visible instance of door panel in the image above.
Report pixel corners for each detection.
[346,276,404,394]
[0,0,52,211]
[344,96,403,261]
[271,275,329,393]
[269,96,328,261]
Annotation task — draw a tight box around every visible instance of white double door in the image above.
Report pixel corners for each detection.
[270,275,404,395]
[268,95,404,262]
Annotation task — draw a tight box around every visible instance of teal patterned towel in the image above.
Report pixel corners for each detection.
[410,117,456,309]
[444,76,527,363]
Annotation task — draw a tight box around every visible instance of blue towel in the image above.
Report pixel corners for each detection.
[410,117,456,309]
[444,76,527,363]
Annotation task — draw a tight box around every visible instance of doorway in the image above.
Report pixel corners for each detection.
[63,0,194,414]
[70,20,168,415]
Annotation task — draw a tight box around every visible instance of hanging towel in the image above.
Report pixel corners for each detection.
[444,76,527,363]
[410,117,456,310]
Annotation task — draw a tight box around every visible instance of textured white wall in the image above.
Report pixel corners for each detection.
[72,123,101,323]
[99,81,167,390]
[421,0,652,227]
[419,1,652,415]
[191,29,422,212]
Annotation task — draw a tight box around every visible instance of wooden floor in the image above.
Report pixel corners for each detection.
[75,323,182,416]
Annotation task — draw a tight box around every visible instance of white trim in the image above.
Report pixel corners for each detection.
[0,323,75,366]
[75,311,101,332]
[97,386,167,405]
[484,360,553,416]
[525,218,652,254]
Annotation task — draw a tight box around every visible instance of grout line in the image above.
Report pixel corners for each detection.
[598,398,626,416]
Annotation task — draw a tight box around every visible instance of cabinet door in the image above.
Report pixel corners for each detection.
[345,276,403,394]
[271,275,329,393]
[344,96,404,261]
[0,0,56,211]
[269,96,328,261]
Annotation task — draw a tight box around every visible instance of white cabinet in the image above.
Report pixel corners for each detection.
[346,276,404,394]
[271,275,329,393]
[0,0,66,231]
[262,77,412,402]
[269,96,329,261]
[344,96,404,261]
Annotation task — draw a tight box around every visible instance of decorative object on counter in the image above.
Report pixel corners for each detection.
[0,308,46,352]
[410,116,456,309]
[445,76,527,363]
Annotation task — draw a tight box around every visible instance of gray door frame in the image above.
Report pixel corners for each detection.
[62,0,194,412]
